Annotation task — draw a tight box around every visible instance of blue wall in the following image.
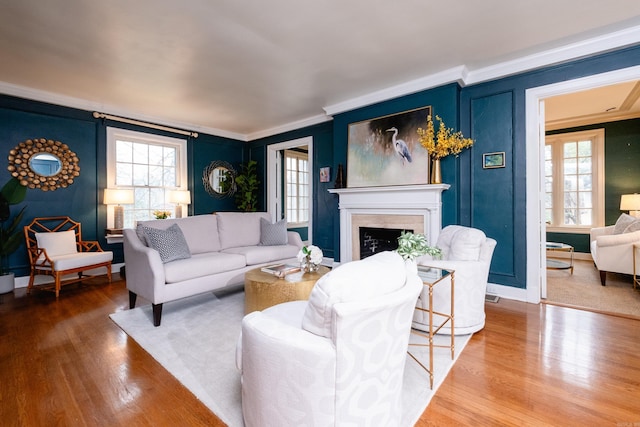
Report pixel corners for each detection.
[3,44,640,292]
[0,95,245,276]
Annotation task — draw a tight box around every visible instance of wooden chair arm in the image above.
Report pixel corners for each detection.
[27,246,53,267]
[78,240,104,252]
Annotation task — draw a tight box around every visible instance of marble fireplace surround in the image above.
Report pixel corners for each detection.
[329,184,449,263]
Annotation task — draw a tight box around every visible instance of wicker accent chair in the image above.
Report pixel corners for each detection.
[24,216,113,297]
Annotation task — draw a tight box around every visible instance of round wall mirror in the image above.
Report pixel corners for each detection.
[29,153,62,177]
[7,138,80,191]
[203,160,236,198]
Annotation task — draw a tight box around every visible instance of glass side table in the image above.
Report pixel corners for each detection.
[546,242,574,274]
[408,265,455,389]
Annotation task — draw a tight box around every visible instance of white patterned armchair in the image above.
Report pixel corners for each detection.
[590,214,640,286]
[236,251,422,427]
[415,225,496,335]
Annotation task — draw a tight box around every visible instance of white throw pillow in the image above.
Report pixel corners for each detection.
[614,213,636,234]
[301,251,406,338]
[35,230,78,257]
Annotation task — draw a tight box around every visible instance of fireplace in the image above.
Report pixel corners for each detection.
[359,227,412,259]
[329,184,449,262]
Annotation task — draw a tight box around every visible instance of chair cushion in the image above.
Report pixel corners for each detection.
[48,251,113,271]
[301,251,406,338]
[259,218,288,246]
[35,230,77,257]
[142,223,192,263]
[438,225,486,261]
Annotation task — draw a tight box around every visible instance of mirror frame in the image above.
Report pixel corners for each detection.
[7,138,80,191]
[202,160,237,198]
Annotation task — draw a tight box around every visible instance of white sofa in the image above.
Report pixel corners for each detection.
[123,212,303,326]
[590,213,640,286]
[236,251,422,426]
[415,225,496,335]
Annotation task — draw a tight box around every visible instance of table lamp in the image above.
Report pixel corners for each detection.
[104,188,134,230]
[620,193,640,218]
[169,190,191,218]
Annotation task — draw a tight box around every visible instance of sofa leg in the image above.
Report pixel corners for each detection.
[599,270,607,286]
[129,291,137,309]
[152,303,163,327]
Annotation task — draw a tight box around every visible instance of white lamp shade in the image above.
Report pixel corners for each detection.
[104,188,134,205]
[620,194,640,211]
[169,190,191,205]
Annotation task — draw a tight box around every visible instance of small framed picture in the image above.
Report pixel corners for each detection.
[483,152,505,169]
[320,167,331,182]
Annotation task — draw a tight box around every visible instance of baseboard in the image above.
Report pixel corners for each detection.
[486,282,528,302]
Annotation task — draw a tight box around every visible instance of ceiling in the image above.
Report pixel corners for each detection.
[1,1,640,140]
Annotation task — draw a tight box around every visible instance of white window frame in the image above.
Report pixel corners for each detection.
[284,149,309,227]
[106,127,188,228]
[545,128,605,233]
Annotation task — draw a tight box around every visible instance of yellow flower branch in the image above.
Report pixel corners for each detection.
[417,115,474,160]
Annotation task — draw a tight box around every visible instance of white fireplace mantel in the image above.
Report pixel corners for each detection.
[328,184,450,262]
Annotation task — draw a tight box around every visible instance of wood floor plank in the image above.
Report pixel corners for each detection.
[1,273,640,426]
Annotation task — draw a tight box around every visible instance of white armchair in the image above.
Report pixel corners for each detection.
[236,251,422,427]
[415,225,496,335]
[590,215,640,286]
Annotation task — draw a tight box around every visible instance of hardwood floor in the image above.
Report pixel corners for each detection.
[1,276,639,426]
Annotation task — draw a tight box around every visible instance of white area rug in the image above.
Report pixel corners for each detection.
[110,290,471,426]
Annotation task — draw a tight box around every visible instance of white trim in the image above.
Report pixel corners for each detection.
[247,114,333,141]
[106,127,188,227]
[267,136,313,244]
[525,65,640,304]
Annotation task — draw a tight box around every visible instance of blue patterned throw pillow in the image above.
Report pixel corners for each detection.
[142,223,191,263]
[259,218,288,246]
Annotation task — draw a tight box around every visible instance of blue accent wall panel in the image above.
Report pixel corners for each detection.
[469,92,519,286]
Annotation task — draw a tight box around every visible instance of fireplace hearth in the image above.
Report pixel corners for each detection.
[329,184,449,262]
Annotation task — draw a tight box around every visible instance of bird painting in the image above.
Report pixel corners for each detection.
[386,127,412,165]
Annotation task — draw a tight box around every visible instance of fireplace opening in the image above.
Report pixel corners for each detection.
[359,227,413,259]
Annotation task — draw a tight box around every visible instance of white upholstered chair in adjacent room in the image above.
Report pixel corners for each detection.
[590,213,640,286]
[415,225,496,335]
[236,251,422,427]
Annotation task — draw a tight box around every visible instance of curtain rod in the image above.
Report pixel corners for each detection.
[93,112,198,138]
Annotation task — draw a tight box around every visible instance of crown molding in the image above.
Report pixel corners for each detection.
[0,81,246,141]
[322,66,467,116]
[545,110,640,131]
[321,25,640,118]
[247,113,333,141]
[466,24,640,84]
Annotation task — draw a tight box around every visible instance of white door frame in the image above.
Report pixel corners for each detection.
[525,65,640,303]
[267,136,314,243]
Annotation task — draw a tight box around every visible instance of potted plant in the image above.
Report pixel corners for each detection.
[395,231,441,270]
[235,160,259,212]
[0,177,27,293]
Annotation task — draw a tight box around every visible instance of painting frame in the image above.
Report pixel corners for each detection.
[347,105,432,188]
[483,152,506,169]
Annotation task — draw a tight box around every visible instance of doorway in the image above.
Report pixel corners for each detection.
[526,65,640,304]
[267,136,313,244]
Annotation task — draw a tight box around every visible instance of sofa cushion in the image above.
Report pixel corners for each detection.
[221,244,300,265]
[163,252,246,283]
[216,212,271,249]
[137,215,221,254]
[142,223,192,263]
[613,213,636,234]
[259,218,288,246]
[301,251,406,338]
[36,230,77,257]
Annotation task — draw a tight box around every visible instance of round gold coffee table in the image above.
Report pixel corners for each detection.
[244,265,330,314]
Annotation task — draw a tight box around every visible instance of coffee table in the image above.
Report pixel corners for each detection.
[244,265,330,313]
[546,242,574,274]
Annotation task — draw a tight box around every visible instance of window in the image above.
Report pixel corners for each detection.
[107,127,187,228]
[284,149,309,225]
[545,129,604,232]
